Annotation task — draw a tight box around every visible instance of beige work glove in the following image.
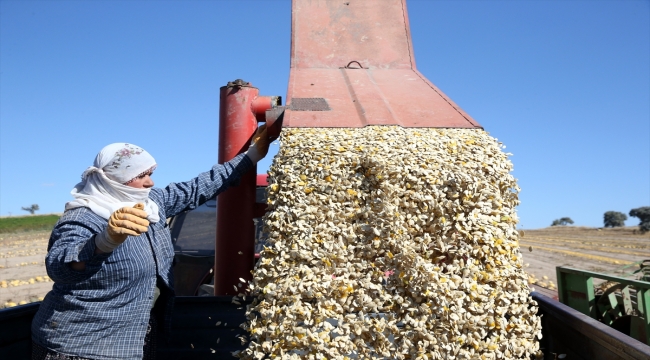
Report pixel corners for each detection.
[95,203,150,253]
[245,124,270,163]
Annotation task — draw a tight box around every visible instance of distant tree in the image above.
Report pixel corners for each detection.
[551,217,574,226]
[603,211,627,228]
[630,207,650,234]
[21,204,39,215]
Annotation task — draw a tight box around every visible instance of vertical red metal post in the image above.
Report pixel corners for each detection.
[215,80,259,296]
[215,79,279,296]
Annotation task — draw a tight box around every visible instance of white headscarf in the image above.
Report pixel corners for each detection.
[65,143,161,223]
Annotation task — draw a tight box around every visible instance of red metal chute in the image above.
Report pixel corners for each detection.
[281,0,482,129]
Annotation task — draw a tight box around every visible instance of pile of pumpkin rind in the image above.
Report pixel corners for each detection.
[235,127,541,360]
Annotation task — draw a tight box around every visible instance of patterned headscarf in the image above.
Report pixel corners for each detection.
[65,143,160,223]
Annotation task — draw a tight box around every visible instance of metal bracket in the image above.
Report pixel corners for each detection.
[340,61,366,69]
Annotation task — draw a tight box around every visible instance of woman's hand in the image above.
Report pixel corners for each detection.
[245,125,270,163]
[106,204,150,242]
[72,204,149,270]
[95,203,150,254]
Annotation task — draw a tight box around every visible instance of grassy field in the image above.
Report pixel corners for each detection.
[0,214,60,233]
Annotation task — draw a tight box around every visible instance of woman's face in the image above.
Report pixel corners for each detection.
[126,173,154,189]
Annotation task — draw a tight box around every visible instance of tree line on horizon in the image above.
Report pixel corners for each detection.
[551,206,650,233]
[18,203,650,234]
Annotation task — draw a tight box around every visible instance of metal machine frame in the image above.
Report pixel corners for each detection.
[557,266,650,345]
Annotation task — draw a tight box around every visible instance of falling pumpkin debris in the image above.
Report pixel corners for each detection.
[235,127,541,359]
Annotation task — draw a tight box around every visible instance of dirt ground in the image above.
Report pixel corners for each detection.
[519,226,650,299]
[1,226,649,308]
[0,230,53,307]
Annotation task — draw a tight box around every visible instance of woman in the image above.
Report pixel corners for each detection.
[31,126,269,359]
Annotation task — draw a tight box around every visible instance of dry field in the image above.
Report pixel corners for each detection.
[0,230,52,308]
[519,226,650,298]
[1,226,649,308]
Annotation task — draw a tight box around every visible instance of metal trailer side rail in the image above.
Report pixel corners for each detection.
[0,302,39,358]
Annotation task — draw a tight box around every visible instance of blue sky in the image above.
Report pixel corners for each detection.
[1,0,648,229]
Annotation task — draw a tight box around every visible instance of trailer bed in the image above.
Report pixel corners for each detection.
[3,293,650,359]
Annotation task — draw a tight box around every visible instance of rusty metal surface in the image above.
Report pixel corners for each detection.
[284,0,481,129]
[532,292,650,360]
